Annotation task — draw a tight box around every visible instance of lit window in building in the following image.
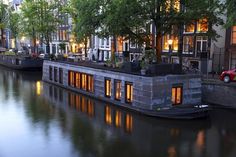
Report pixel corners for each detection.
[183,36,194,54]
[105,78,111,97]
[196,36,208,53]
[68,71,75,87]
[87,75,94,93]
[115,80,121,100]
[172,85,183,105]
[105,105,112,125]
[87,100,95,117]
[115,110,122,128]
[231,26,236,44]
[54,67,58,82]
[125,113,133,133]
[118,37,123,52]
[166,0,180,12]
[81,73,87,90]
[75,72,81,89]
[185,23,195,33]
[163,35,178,51]
[197,18,208,32]
[49,66,52,80]
[59,68,63,84]
[125,82,133,103]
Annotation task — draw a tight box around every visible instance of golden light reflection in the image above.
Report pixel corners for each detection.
[115,110,122,127]
[87,100,94,117]
[125,114,133,133]
[168,146,177,157]
[36,81,41,96]
[105,106,112,125]
[196,131,205,149]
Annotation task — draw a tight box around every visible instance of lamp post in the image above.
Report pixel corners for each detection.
[168,39,173,63]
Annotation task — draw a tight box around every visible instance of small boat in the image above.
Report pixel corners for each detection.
[0,55,43,71]
[144,105,210,119]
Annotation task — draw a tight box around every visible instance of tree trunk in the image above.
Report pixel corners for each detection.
[155,32,162,63]
[1,28,4,47]
[178,25,184,71]
[14,37,17,49]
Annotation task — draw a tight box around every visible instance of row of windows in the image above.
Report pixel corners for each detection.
[105,78,133,103]
[172,85,183,105]
[49,66,63,84]
[68,71,94,93]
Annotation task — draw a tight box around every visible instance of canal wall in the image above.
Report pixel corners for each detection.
[202,81,236,108]
[42,60,202,114]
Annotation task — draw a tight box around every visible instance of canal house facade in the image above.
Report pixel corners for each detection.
[43,60,202,116]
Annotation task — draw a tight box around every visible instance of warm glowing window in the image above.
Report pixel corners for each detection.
[75,72,81,89]
[163,35,178,51]
[172,85,183,105]
[231,26,236,44]
[125,82,133,103]
[115,80,121,100]
[197,19,208,32]
[185,23,195,33]
[68,71,75,87]
[125,114,133,133]
[49,66,52,80]
[81,73,87,90]
[115,110,122,128]
[118,37,123,52]
[87,100,94,117]
[105,79,111,97]
[59,68,63,84]
[183,36,194,54]
[54,67,58,82]
[87,75,94,93]
[105,105,112,125]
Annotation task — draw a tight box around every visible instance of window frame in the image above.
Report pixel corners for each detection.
[125,82,133,104]
[105,78,111,98]
[172,84,183,105]
[114,80,122,101]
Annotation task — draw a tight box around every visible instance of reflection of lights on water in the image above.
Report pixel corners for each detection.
[196,130,205,149]
[168,146,176,157]
[36,81,41,96]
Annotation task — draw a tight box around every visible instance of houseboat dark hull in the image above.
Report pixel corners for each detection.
[0,55,43,71]
[43,60,208,120]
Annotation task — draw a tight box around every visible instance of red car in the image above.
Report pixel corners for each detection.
[220,68,236,83]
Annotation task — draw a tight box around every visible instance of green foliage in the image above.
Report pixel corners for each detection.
[225,0,236,28]
[59,43,66,51]
[8,10,20,39]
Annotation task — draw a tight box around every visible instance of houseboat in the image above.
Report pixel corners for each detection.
[0,55,43,70]
[42,60,209,119]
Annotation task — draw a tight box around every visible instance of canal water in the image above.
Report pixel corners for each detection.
[0,67,236,157]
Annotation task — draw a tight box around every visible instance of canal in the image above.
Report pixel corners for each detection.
[0,67,236,157]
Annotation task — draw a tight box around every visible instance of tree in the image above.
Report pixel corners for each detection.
[225,0,236,28]
[0,1,7,47]
[7,10,20,49]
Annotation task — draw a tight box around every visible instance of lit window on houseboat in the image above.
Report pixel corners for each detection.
[87,75,94,93]
[68,71,75,87]
[115,110,122,128]
[125,82,133,103]
[81,73,87,90]
[125,113,133,133]
[75,72,81,89]
[105,105,112,125]
[105,79,111,97]
[115,80,121,100]
[172,85,183,105]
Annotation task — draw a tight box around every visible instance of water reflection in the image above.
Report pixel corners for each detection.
[1,67,236,157]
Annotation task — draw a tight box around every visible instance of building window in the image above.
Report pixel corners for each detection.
[105,105,112,125]
[183,36,194,54]
[87,75,94,93]
[115,110,122,128]
[197,18,208,32]
[49,66,53,80]
[166,0,180,12]
[75,72,81,89]
[163,35,178,51]
[172,85,183,105]
[114,80,121,100]
[59,68,63,84]
[105,78,111,97]
[231,26,236,44]
[125,113,133,133]
[54,67,58,82]
[196,36,208,53]
[81,73,87,90]
[68,71,75,87]
[185,23,195,33]
[125,82,133,103]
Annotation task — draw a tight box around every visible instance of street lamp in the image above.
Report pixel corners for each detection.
[168,39,173,63]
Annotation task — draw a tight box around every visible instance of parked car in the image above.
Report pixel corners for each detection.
[219,68,236,83]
